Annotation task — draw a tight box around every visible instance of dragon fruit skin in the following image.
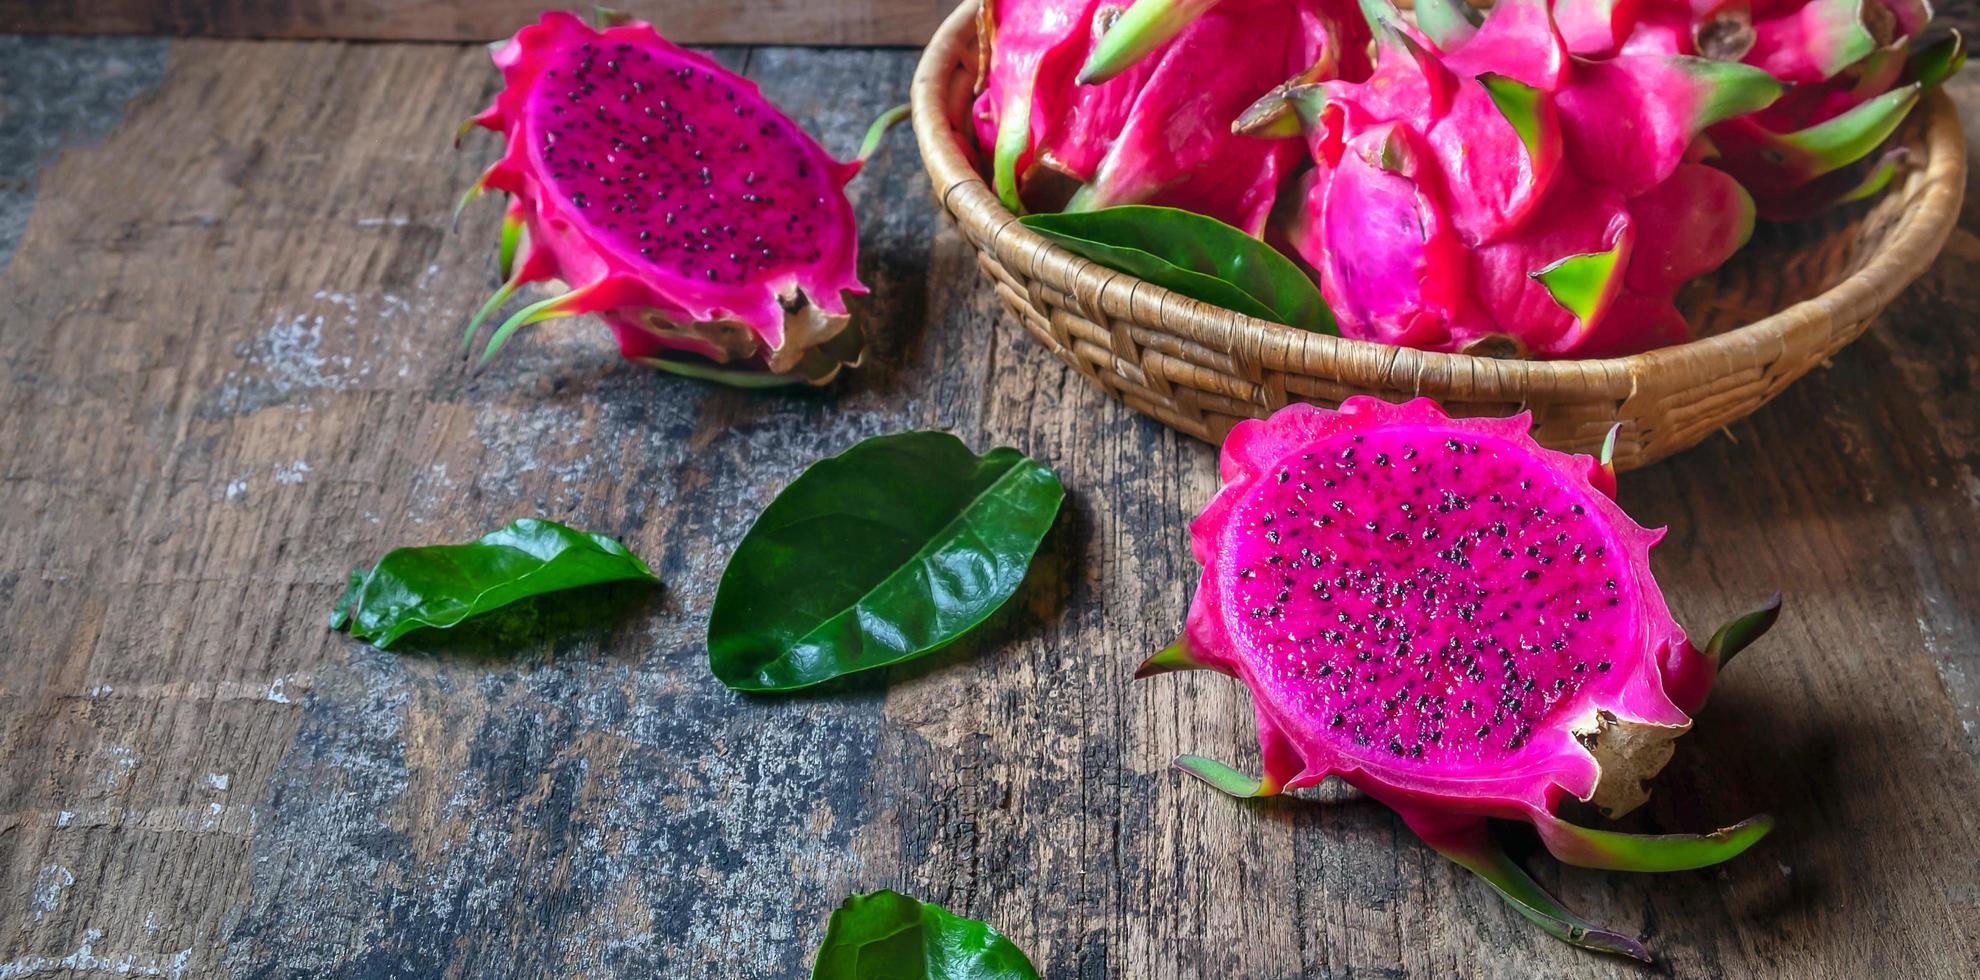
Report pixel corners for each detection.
[972,0,1370,234]
[1571,0,1963,218]
[1142,397,1782,959]
[1278,0,1780,356]
[454,12,871,384]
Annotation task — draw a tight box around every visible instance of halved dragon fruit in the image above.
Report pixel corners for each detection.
[1142,397,1781,960]
[972,0,1370,233]
[455,11,893,385]
[1267,0,1783,355]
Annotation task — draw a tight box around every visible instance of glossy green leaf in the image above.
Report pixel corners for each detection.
[1020,206,1336,333]
[330,518,658,649]
[812,890,1040,980]
[709,432,1065,692]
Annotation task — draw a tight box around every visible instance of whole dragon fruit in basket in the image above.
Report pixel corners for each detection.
[1141,397,1782,960]
[454,11,896,385]
[1559,0,1966,218]
[972,0,1372,234]
[1265,0,1786,356]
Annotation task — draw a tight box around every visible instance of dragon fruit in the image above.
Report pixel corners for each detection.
[1142,397,1782,959]
[1561,0,1964,217]
[972,0,1370,233]
[454,11,892,385]
[1262,0,1784,355]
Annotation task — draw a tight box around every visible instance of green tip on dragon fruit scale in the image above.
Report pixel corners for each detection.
[1411,0,1480,48]
[1078,0,1224,84]
[1531,240,1627,328]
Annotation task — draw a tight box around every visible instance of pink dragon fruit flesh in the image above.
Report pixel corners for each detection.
[1141,398,1782,960]
[972,0,1371,234]
[1560,0,1964,218]
[454,11,893,385]
[1266,0,1784,356]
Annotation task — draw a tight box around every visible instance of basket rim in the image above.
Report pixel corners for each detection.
[909,0,1968,401]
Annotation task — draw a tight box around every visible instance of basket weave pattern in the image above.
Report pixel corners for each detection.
[909,0,1967,469]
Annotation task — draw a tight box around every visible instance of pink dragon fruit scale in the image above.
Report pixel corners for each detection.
[972,0,1372,234]
[1260,0,1787,357]
[1142,396,1783,960]
[1558,0,1965,218]
[453,11,901,386]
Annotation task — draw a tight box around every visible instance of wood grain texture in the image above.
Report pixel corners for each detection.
[2,0,1975,46]
[1,34,1978,979]
[0,0,953,45]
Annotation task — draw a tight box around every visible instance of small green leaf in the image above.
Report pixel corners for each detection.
[331,519,659,649]
[328,569,365,630]
[812,890,1040,980]
[709,432,1065,692]
[1020,206,1336,333]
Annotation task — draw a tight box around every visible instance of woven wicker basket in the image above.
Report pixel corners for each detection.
[909,0,1967,469]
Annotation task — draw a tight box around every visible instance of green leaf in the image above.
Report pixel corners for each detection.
[1020,206,1336,333]
[709,432,1065,692]
[331,518,659,649]
[812,890,1040,980]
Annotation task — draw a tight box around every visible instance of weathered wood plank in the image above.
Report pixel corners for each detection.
[0,33,1978,980]
[3,0,1975,46]
[0,0,952,46]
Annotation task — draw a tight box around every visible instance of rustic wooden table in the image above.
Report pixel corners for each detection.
[2,18,1978,980]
